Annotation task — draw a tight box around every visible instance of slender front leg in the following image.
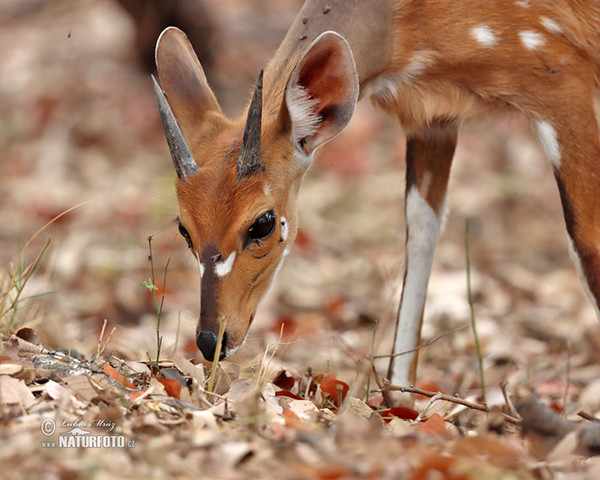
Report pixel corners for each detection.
[387,123,458,401]
[535,96,600,320]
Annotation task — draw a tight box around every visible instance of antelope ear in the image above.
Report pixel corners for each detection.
[284,31,359,157]
[155,27,222,142]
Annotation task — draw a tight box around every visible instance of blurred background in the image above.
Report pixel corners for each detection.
[1,0,598,394]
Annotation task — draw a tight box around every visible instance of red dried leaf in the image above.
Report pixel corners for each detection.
[380,406,419,422]
[320,373,349,407]
[270,315,298,339]
[273,371,296,391]
[275,390,304,401]
[129,391,144,401]
[415,413,447,437]
[103,363,136,389]
[154,376,181,399]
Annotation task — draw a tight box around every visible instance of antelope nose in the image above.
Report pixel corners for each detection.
[196,331,228,361]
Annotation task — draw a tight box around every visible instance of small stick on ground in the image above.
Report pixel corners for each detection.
[383,381,521,425]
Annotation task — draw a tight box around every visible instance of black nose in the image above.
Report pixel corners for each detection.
[196,331,227,361]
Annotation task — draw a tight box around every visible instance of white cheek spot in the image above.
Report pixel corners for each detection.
[471,25,498,47]
[534,120,561,169]
[540,16,563,34]
[215,251,236,277]
[280,217,289,242]
[519,30,546,50]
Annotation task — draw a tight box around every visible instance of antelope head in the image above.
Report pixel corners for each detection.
[153,27,358,361]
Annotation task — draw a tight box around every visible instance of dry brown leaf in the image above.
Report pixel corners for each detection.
[0,376,35,407]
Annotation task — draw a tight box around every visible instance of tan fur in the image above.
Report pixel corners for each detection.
[156,0,600,369]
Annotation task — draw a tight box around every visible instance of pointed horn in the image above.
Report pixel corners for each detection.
[237,70,264,179]
[151,74,199,179]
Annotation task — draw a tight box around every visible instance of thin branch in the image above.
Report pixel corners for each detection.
[383,382,521,425]
[373,324,467,359]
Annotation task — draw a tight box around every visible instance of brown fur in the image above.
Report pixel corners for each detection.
[156,0,600,369]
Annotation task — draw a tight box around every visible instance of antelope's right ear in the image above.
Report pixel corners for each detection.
[284,31,359,157]
[155,27,222,140]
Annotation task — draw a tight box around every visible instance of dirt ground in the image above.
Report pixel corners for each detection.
[2,1,600,479]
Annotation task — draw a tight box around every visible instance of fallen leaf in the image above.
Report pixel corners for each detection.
[0,376,35,407]
[103,362,136,389]
[320,373,349,407]
[154,376,181,399]
[380,406,419,422]
[415,414,448,437]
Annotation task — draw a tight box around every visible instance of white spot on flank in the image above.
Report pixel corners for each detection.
[390,187,443,388]
[540,16,563,34]
[515,0,531,8]
[471,26,498,46]
[534,120,561,169]
[215,251,236,277]
[519,30,546,50]
[280,217,289,242]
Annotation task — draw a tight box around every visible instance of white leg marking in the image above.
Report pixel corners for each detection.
[280,217,289,242]
[391,187,442,387]
[568,237,600,320]
[534,120,562,169]
[215,252,236,277]
[519,30,546,50]
[471,26,498,47]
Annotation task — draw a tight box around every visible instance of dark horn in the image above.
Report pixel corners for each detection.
[237,70,264,179]
[151,74,199,179]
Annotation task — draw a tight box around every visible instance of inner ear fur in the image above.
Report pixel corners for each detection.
[284,31,359,156]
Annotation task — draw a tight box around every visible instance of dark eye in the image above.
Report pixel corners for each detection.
[178,223,193,248]
[248,210,276,243]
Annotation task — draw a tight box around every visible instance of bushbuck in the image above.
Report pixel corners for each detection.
[152,0,600,394]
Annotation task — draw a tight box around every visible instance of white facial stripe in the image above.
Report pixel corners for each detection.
[196,252,205,279]
[519,30,545,50]
[471,25,498,46]
[280,217,289,242]
[215,251,236,277]
[535,120,561,169]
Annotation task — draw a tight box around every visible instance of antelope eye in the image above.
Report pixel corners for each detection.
[178,223,193,248]
[248,210,276,242]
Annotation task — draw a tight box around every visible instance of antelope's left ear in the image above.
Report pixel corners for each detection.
[284,31,359,157]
